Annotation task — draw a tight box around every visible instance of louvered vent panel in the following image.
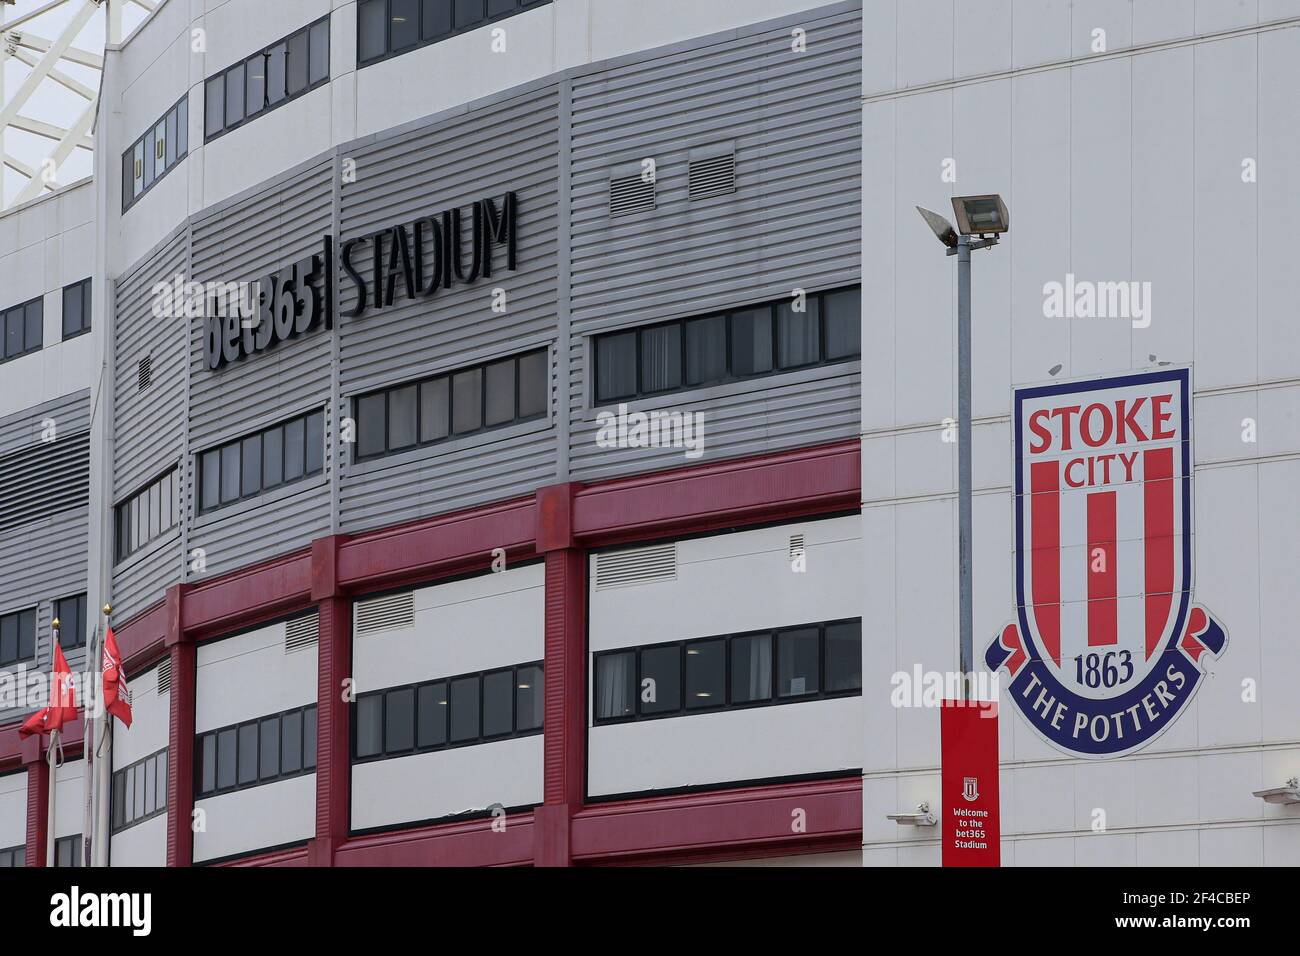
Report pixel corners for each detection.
[354,591,415,634]
[608,174,655,217]
[0,431,90,534]
[688,153,736,199]
[285,613,319,652]
[157,657,172,695]
[789,534,806,561]
[594,543,677,590]
[137,354,152,392]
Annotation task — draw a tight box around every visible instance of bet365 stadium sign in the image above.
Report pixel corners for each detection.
[986,368,1228,758]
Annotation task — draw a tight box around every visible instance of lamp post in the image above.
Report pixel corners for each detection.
[915,195,1009,699]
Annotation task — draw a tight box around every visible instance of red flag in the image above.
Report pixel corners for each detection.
[102,626,132,728]
[18,642,78,738]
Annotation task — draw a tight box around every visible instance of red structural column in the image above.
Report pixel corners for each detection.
[308,535,350,867]
[22,735,48,867]
[533,483,586,866]
[164,584,196,867]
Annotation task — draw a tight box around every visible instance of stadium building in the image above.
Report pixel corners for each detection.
[0,0,1295,868]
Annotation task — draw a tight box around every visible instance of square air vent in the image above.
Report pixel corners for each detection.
[285,613,319,653]
[594,542,677,590]
[354,591,415,635]
[137,354,152,392]
[689,152,736,199]
[609,173,655,217]
[157,656,172,695]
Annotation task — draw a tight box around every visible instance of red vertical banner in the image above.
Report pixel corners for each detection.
[940,699,1000,867]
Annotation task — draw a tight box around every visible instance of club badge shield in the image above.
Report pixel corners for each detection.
[986,368,1227,758]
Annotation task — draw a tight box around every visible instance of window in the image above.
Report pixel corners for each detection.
[114,468,179,563]
[195,704,317,798]
[353,349,547,462]
[197,409,325,513]
[358,0,551,66]
[53,594,87,650]
[111,748,168,833]
[593,286,860,404]
[54,835,80,868]
[352,662,543,763]
[0,608,36,668]
[592,619,861,724]
[0,845,22,867]
[62,278,91,339]
[204,16,331,141]
[1,295,42,362]
[122,96,188,212]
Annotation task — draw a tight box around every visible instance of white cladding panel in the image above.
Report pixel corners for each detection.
[53,759,84,839]
[588,517,862,796]
[350,736,543,832]
[588,515,862,652]
[0,771,26,848]
[110,813,167,868]
[196,620,318,733]
[114,661,170,767]
[860,1,1300,865]
[352,563,545,694]
[588,696,862,797]
[192,774,316,863]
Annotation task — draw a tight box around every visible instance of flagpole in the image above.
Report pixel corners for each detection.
[94,604,114,867]
[82,609,103,868]
[47,617,61,868]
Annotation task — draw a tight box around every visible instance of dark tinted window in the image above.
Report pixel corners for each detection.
[241,435,262,496]
[281,710,303,774]
[595,651,635,720]
[391,0,420,49]
[205,78,224,137]
[263,426,284,487]
[259,716,280,780]
[220,444,240,502]
[286,29,309,95]
[451,368,482,434]
[237,723,258,784]
[62,278,91,339]
[778,627,820,697]
[639,645,680,715]
[224,63,245,127]
[730,307,773,376]
[206,18,328,139]
[456,0,486,28]
[201,734,217,794]
[517,350,547,418]
[305,411,325,475]
[685,639,725,709]
[685,315,726,385]
[309,19,330,85]
[776,299,820,368]
[423,0,453,39]
[730,632,772,703]
[515,664,543,732]
[284,416,306,480]
[388,384,418,450]
[482,670,513,738]
[356,695,382,758]
[484,360,515,426]
[449,676,479,742]
[640,323,681,393]
[823,288,860,360]
[216,728,237,790]
[303,706,317,768]
[596,331,637,402]
[419,377,450,443]
[385,686,415,753]
[359,0,388,61]
[245,53,266,116]
[824,620,861,692]
[357,393,386,458]
[417,681,447,748]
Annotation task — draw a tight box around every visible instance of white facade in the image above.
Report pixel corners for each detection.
[859,0,1300,865]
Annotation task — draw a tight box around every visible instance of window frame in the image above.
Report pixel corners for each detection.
[591,285,861,406]
[0,295,44,363]
[193,703,318,799]
[196,409,326,515]
[61,278,92,340]
[0,606,37,668]
[52,593,88,650]
[357,0,552,68]
[109,747,169,834]
[203,15,332,143]
[351,348,548,464]
[591,618,862,726]
[350,661,544,765]
[121,96,189,213]
[113,467,180,564]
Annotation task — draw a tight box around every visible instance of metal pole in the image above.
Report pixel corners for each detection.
[46,728,58,866]
[956,234,973,700]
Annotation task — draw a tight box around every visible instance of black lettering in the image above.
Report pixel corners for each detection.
[340,237,367,317]
[480,191,517,276]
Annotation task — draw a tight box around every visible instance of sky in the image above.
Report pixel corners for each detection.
[2,0,149,207]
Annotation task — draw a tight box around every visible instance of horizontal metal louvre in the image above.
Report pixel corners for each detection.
[137,354,152,392]
[0,431,90,534]
[608,173,655,216]
[789,534,806,561]
[594,542,677,590]
[354,591,415,634]
[688,153,736,199]
[285,613,320,652]
[157,657,172,695]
